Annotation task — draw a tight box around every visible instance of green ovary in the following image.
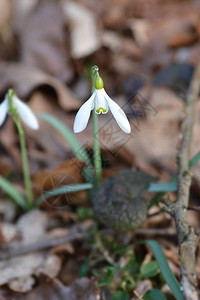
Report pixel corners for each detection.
[96,107,107,114]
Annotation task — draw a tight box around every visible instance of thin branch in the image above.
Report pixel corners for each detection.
[0,225,88,260]
[173,60,200,299]
[187,206,200,212]
[95,233,116,265]
[133,290,144,300]
[135,227,200,237]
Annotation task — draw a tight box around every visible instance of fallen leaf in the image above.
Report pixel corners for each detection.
[148,4,200,52]
[16,209,49,244]
[58,259,79,285]
[52,242,74,255]
[132,279,152,300]
[18,1,73,82]
[1,223,17,243]
[0,200,17,222]
[61,1,101,58]
[8,277,35,294]
[102,30,141,59]
[0,0,12,33]
[0,287,23,300]
[34,159,88,208]
[168,21,199,48]
[0,62,80,111]
[0,252,61,292]
[24,276,98,300]
[125,87,184,177]
[101,0,135,29]
[127,18,150,48]
[11,0,38,33]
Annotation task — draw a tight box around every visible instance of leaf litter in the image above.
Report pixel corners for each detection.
[0,0,200,299]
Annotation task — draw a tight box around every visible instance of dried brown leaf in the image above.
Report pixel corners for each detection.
[18,2,73,82]
[102,31,141,59]
[0,0,12,32]
[0,62,80,111]
[16,209,49,244]
[0,252,61,292]
[34,158,88,207]
[24,276,98,300]
[132,279,152,300]
[61,1,101,58]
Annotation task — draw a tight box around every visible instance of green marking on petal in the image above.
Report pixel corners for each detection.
[94,76,104,90]
[96,107,107,114]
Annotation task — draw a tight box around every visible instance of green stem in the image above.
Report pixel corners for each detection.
[91,66,102,187]
[8,89,33,209]
[92,110,101,186]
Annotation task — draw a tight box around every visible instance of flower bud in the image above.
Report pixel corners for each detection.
[94,76,104,90]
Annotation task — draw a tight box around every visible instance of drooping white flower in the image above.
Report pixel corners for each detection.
[0,93,39,130]
[73,76,131,134]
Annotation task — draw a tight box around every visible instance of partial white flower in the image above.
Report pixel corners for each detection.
[0,94,39,130]
[73,77,131,134]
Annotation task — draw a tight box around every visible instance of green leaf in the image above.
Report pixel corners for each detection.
[148,151,200,209]
[38,113,93,182]
[146,240,183,300]
[121,275,136,290]
[0,176,27,209]
[144,289,167,300]
[189,151,200,168]
[76,206,94,219]
[110,291,129,300]
[123,256,140,276]
[35,183,93,206]
[79,262,89,277]
[96,267,115,288]
[148,181,177,192]
[140,261,159,278]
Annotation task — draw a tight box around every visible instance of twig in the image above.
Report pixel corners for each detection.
[0,226,88,260]
[187,206,200,212]
[135,227,176,236]
[133,290,144,300]
[95,233,116,265]
[172,60,200,299]
[159,197,175,216]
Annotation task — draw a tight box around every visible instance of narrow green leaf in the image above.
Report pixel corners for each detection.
[38,113,93,182]
[146,240,183,300]
[0,176,27,209]
[189,151,200,168]
[148,178,177,210]
[148,181,177,192]
[144,289,166,300]
[36,183,93,206]
[148,151,200,209]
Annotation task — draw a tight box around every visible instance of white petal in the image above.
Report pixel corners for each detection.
[103,89,131,134]
[0,96,8,126]
[95,89,108,114]
[13,96,39,130]
[73,91,95,133]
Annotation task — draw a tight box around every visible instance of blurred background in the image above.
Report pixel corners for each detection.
[0,0,200,183]
[0,0,200,298]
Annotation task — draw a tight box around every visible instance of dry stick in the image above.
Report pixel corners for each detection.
[0,226,88,260]
[173,60,200,299]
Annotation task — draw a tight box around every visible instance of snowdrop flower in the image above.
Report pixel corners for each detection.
[0,93,39,130]
[73,76,131,134]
